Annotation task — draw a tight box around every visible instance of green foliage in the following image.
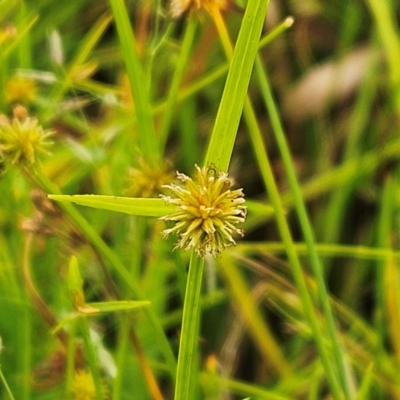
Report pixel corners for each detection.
[1,0,400,399]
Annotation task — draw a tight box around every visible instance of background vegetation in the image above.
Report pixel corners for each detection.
[1,0,400,399]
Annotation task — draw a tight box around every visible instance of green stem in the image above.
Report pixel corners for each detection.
[279,137,400,210]
[31,168,177,378]
[365,0,400,108]
[17,0,32,69]
[174,253,204,400]
[320,53,378,247]
[237,241,400,261]
[159,17,197,153]
[21,304,31,400]
[254,58,352,398]
[78,318,104,400]
[112,316,130,400]
[66,322,77,396]
[108,0,160,166]
[375,175,394,348]
[152,17,293,118]
[0,366,16,400]
[243,95,343,399]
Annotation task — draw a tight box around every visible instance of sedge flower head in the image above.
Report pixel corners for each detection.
[170,0,228,18]
[71,370,96,400]
[160,165,246,257]
[5,76,38,105]
[126,158,174,198]
[0,105,53,166]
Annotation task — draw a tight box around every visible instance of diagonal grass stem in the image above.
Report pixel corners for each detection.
[255,58,353,398]
[108,0,160,166]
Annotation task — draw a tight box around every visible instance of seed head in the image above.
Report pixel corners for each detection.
[160,165,246,257]
[0,106,53,166]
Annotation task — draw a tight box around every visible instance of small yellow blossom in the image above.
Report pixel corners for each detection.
[126,158,174,198]
[72,370,96,400]
[0,24,17,46]
[170,0,228,18]
[0,105,53,166]
[5,77,38,104]
[160,165,246,257]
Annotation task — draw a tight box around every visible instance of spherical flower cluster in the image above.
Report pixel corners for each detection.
[0,105,53,166]
[5,77,38,105]
[126,158,173,198]
[170,0,228,18]
[160,165,246,257]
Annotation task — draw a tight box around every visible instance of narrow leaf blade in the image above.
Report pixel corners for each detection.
[204,0,269,171]
[85,300,151,314]
[48,195,173,217]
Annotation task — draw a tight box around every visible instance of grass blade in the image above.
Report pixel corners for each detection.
[108,0,160,165]
[204,0,269,171]
[48,194,172,217]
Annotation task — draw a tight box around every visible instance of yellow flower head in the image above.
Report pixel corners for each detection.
[0,105,53,166]
[72,370,96,400]
[126,158,174,198]
[170,0,228,18]
[5,77,38,105]
[160,165,246,257]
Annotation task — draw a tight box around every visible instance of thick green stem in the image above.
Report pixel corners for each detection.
[174,253,204,400]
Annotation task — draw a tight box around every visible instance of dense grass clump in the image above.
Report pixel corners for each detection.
[1,1,400,399]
